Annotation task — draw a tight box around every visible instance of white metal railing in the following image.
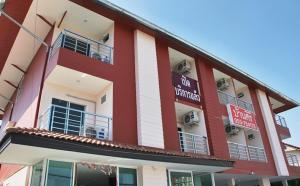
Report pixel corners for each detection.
[228,142,267,162]
[51,30,113,64]
[275,115,288,128]
[228,141,249,160]
[178,131,209,155]
[248,146,267,162]
[217,90,254,112]
[287,154,300,167]
[38,105,112,140]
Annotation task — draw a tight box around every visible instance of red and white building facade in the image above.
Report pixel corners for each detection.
[0,0,299,185]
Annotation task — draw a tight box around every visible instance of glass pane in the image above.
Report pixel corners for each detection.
[76,163,116,186]
[170,171,193,186]
[46,161,73,186]
[30,161,43,186]
[119,168,137,186]
[193,173,212,186]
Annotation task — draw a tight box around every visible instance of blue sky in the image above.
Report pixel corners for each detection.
[107,0,300,146]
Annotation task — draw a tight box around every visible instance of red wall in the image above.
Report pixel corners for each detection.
[196,57,231,159]
[0,29,53,130]
[155,40,180,151]
[50,22,138,145]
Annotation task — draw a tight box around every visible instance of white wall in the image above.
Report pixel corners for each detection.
[227,128,247,145]
[3,167,29,186]
[138,166,168,186]
[256,89,289,176]
[236,86,252,103]
[245,129,264,148]
[40,82,97,116]
[96,84,113,118]
[134,30,164,149]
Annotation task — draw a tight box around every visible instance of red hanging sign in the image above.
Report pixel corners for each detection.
[227,104,257,129]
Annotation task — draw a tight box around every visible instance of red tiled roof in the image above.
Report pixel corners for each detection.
[283,142,300,150]
[5,127,232,162]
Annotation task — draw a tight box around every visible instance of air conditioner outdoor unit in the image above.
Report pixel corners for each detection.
[225,124,240,136]
[216,78,230,91]
[174,59,191,75]
[90,51,101,61]
[182,111,200,126]
[85,127,108,140]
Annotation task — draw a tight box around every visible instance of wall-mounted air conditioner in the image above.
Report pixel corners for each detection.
[216,78,230,91]
[225,124,240,136]
[174,59,191,75]
[182,111,200,126]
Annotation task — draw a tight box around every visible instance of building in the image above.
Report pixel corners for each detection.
[0,0,299,185]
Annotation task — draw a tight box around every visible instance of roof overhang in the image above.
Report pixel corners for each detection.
[0,129,234,171]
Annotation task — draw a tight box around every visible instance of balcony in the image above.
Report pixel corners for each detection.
[217,90,254,112]
[287,154,300,167]
[178,131,209,155]
[51,30,113,64]
[39,104,112,140]
[275,115,288,128]
[228,141,267,162]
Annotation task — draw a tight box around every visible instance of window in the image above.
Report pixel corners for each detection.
[30,161,43,186]
[45,160,73,186]
[119,168,137,186]
[169,171,193,186]
[193,173,213,186]
[169,171,213,186]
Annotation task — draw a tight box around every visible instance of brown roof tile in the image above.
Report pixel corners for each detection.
[4,127,233,163]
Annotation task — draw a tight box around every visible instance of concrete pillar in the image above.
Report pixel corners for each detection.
[282,180,289,186]
[137,166,168,186]
[227,178,235,186]
[256,89,289,176]
[259,178,271,186]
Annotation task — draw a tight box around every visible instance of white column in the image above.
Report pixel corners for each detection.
[256,89,289,176]
[134,30,164,149]
[259,178,271,186]
[137,166,168,186]
[227,178,235,186]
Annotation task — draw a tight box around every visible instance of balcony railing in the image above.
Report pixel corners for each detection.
[248,146,267,162]
[178,131,209,155]
[228,141,249,160]
[275,115,288,128]
[39,105,112,140]
[217,90,254,112]
[287,154,300,167]
[228,141,267,162]
[51,30,113,64]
